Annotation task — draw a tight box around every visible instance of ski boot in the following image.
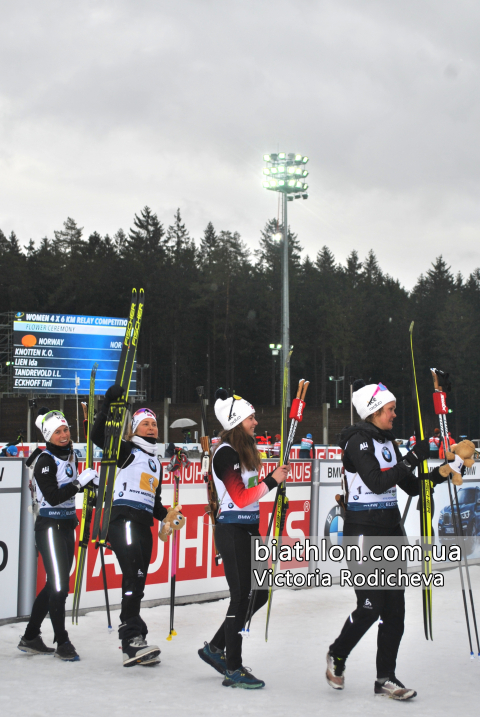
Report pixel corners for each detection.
[222,666,265,689]
[55,641,80,661]
[326,651,346,690]
[122,636,160,667]
[374,676,417,700]
[17,634,55,655]
[198,641,226,675]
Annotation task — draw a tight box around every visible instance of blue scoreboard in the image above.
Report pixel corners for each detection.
[12,312,136,395]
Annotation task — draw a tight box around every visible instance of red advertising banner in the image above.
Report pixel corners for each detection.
[35,461,313,602]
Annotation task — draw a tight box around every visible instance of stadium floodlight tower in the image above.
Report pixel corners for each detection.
[263,152,309,405]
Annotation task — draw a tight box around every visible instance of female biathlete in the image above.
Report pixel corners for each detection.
[198,389,289,689]
[91,385,183,667]
[325,380,448,700]
[18,409,98,660]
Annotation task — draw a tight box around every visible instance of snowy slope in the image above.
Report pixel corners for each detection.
[1,567,479,717]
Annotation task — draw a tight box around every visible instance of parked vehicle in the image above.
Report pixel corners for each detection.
[438,485,480,537]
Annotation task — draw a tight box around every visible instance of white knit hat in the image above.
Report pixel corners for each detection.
[214,390,255,430]
[352,382,396,420]
[132,408,157,434]
[35,410,69,441]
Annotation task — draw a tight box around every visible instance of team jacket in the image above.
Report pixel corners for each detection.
[340,422,444,530]
[300,437,313,451]
[91,408,167,528]
[212,442,277,524]
[34,443,79,531]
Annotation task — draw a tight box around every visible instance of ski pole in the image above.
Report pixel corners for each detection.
[167,468,180,640]
[431,369,478,656]
[99,544,112,630]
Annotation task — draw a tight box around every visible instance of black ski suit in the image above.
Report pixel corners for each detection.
[209,445,278,671]
[91,402,167,646]
[329,421,446,679]
[24,444,79,646]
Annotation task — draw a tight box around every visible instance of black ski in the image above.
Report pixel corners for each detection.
[409,322,433,640]
[72,362,98,624]
[92,289,144,544]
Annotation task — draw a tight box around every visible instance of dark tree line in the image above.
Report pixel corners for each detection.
[1,207,479,439]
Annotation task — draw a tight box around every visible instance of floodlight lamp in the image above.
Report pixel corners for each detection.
[302,170,309,177]
[295,154,302,162]
[271,153,278,160]
[263,154,271,162]
[273,232,283,240]
[269,343,275,349]
[329,376,334,381]
[262,181,270,188]
[278,152,286,159]
[277,165,285,173]
[303,183,308,190]
[276,344,282,349]
[263,167,270,175]
[288,153,295,159]
[296,180,302,188]
[288,179,296,187]
[287,196,293,201]
[269,179,278,187]
[302,194,308,199]
[278,179,285,186]
[272,350,279,355]
[338,399,343,404]
[270,167,277,174]
[295,194,301,199]
[295,168,302,175]
[302,156,309,163]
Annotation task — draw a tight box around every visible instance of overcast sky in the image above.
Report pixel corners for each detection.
[1,0,479,289]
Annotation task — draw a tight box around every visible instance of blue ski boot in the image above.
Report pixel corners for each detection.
[222,666,265,689]
[198,641,226,675]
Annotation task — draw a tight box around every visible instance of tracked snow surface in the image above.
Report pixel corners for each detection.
[1,567,479,717]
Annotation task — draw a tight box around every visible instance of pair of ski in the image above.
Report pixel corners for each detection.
[409,322,434,641]
[91,288,144,547]
[71,363,112,627]
[243,351,309,640]
[410,325,479,652]
[72,289,143,621]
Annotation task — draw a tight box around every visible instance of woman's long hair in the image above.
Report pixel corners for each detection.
[216,423,261,472]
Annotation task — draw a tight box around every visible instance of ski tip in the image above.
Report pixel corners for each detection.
[166,635,172,641]
[409,321,414,333]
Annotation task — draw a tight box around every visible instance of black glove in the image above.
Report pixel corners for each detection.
[104,384,124,406]
[404,439,430,470]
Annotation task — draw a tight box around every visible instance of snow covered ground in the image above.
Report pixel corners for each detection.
[1,567,479,717]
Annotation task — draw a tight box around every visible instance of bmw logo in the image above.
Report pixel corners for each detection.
[148,458,157,472]
[228,503,234,509]
[382,446,392,462]
[118,491,124,497]
[353,495,359,500]
[324,505,344,546]
[65,464,73,478]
